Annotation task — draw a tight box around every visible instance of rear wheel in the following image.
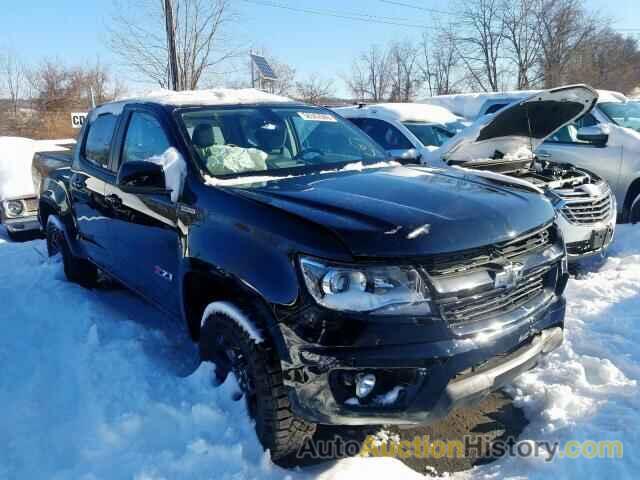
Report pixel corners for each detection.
[46,220,98,288]
[200,308,316,464]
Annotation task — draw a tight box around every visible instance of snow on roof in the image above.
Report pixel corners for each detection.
[422,88,630,119]
[92,88,296,120]
[139,87,296,106]
[421,91,534,119]
[334,103,461,125]
[0,137,72,200]
[596,89,628,103]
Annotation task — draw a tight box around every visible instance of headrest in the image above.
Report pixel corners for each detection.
[192,124,215,148]
[254,121,286,152]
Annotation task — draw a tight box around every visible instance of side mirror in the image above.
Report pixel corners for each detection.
[388,148,422,165]
[117,161,169,195]
[577,125,609,147]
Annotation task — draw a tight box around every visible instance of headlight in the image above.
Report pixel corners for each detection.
[299,256,431,315]
[3,200,24,218]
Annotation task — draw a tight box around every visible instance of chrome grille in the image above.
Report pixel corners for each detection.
[556,186,613,225]
[427,225,553,276]
[438,265,551,325]
[23,198,39,213]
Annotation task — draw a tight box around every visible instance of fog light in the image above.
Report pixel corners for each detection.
[355,373,376,398]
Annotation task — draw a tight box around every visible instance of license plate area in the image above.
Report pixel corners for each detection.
[590,228,612,250]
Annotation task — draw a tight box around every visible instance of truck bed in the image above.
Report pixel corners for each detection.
[32,149,74,197]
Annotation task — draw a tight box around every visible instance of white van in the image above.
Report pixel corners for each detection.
[424,89,640,223]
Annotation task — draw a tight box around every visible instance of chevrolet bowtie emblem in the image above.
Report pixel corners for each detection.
[494,262,524,289]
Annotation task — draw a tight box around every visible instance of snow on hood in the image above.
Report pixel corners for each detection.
[204,161,400,187]
[431,85,598,164]
[334,103,461,125]
[0,137,73,200]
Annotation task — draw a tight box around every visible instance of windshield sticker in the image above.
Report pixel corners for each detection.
[297,112,337,122]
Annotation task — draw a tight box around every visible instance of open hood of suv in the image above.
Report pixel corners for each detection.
[439,85,598,164]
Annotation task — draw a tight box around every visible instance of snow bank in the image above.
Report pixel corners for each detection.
[335,103,461,125]
[0,137,72,200]
[1,224,639,479]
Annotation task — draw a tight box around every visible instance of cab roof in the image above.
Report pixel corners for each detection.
[89,88,298,121]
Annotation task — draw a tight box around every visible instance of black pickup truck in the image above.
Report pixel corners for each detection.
[39,89,568,464]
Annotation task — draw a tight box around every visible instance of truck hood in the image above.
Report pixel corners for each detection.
[436,85,598,164]
[227,165,555,257]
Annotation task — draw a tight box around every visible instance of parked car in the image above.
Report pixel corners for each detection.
[39,88,568,464]
[0,137,72,240]
[333,103,467,162]
[425,88,640,223]
[337,85,617,262]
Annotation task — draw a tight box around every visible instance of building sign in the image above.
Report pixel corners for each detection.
[71,112,88,129]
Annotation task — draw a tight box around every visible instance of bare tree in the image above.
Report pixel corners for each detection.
[536,0,595,88]
[565,27,640,94]
[295,74,334,105]
[109,0,239,90]
[455,0,506,92]
[1,50,27,114]
[28,60,124,111]
[345,45,392,102]
[388,41,422,102]
[420,29,463,96]
[501,0,543,88]
[271,60,296,96]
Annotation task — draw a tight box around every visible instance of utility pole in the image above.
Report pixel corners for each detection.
[164,0,179,90]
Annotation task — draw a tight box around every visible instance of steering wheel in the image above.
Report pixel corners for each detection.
[293,148,325,163]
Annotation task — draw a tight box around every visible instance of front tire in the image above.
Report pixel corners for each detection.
[200,308,317,464]
[630,193,640,224]
[46,220,98,288]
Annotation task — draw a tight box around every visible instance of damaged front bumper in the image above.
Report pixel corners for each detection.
[3,214,41,233]
[278,294,565,426]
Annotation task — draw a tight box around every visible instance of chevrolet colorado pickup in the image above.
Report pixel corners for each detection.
[39,88,568,463]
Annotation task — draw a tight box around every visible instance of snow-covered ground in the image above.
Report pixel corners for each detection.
[0,225,638,479]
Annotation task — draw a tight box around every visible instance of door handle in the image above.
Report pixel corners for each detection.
[537,151,552,159]
[71,176,86,190]
[105,194,123,209]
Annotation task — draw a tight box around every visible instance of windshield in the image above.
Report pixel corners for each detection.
[599,102,640,132]
[403,122,456,147]
[180,106,388,177]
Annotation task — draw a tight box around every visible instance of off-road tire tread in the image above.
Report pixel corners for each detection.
[202,309,316,464]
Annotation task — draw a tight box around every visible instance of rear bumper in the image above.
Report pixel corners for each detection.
[3,215,41,233]
[282,295,565,426]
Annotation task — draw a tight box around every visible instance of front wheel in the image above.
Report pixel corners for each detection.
[630,193,640,224]
[46,219,98,288]
[200,308,317,464]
